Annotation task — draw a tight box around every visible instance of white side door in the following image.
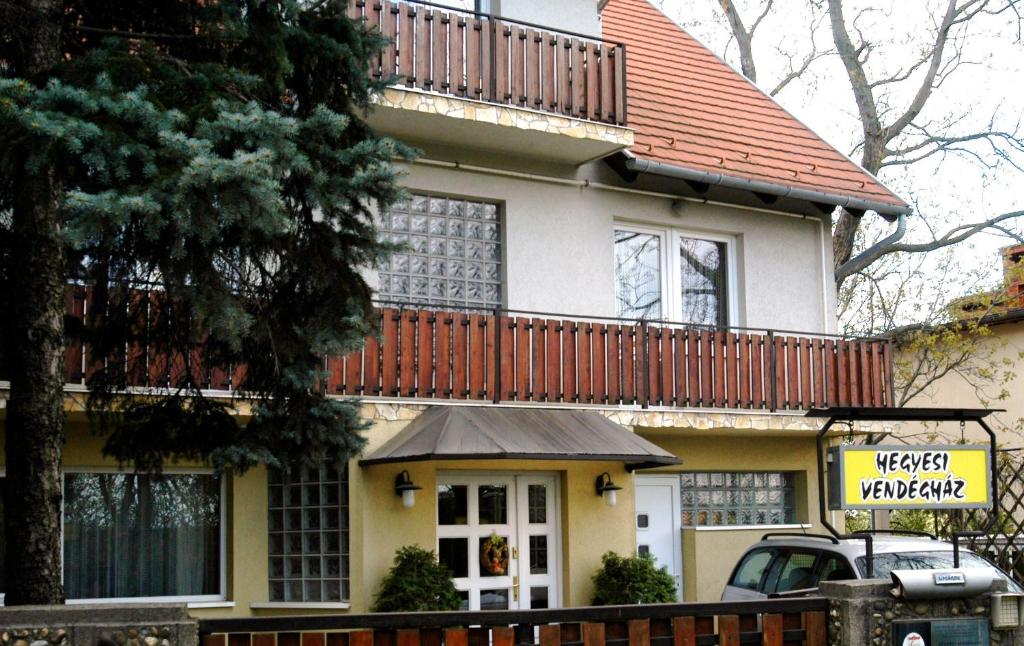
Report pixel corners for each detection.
[634,474,683,598]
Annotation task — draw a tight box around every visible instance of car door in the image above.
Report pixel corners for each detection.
[765,549,822,597]
[722,547,779,600]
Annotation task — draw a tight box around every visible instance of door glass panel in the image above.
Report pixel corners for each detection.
[529,535,548,574]
[438,538,469,578]
[438,485,468,525]
[530,586,549,609]
[479,535,510,577]
[480,588,509,610]
[478,485,508,524]
[817,553,856,582]
[528,484,546,523]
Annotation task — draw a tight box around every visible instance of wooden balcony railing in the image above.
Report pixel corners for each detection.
[348,0,628,126]
[329,306,894,411]
[50,287,895,412]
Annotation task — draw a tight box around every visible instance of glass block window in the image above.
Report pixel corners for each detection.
[680,472,796,527]
[378,193,502,308]
[268,462,349,602]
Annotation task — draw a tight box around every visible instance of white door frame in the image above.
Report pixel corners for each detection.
[437,471,562,610]
[634,473,683,598]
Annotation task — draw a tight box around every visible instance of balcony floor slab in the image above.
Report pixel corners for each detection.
[367,87,633,165]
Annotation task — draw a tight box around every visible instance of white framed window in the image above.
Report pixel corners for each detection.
[62,468,226,604]
[614,225,736,326]
[0,468,226,606]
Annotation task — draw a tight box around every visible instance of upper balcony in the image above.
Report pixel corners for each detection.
[49,289,895,415]
[347,0,633,164]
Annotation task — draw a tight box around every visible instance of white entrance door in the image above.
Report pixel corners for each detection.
[437,473,560,610]
[635,474,683,598]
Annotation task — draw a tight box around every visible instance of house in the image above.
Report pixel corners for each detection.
[0,0,908,615]
[898,245,1024,445]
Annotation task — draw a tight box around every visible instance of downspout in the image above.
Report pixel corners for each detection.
[834,213,907,281]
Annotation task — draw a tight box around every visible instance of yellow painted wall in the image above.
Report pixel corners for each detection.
[0,408,831,613]
[637,429,831,602]
[900,322,1024,447]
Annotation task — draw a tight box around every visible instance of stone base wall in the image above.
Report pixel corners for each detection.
[0,605,197,646]
[821,579,1023,646]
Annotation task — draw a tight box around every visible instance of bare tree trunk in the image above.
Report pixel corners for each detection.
[3,0,67,606]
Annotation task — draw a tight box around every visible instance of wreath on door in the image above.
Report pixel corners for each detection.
[480,532,509,576]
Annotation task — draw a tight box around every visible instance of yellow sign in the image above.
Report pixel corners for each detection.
[835,445,991,510]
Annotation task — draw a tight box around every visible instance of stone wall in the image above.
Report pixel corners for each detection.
[0,605,197,646]
[821,579,1023,646]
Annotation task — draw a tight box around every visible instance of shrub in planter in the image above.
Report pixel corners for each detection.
[373,545,463,612]
[591,551,678,605]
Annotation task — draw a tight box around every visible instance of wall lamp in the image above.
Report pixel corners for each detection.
[595,472,623,508]
[395,470,422,508]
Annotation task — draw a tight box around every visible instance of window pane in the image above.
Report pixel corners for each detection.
[680,471,795,527]
[478,485,508,525]
[479,535,510,577]
[439,538,469,578]
[480,588,509,610]
[63,473,221,599]
[528,484,546,524]
[438,485,468,525]
[679,237,727,326]
[268,462,350,602]
[614,229,662,319]
[729,549,775,591]
[379,193,502,308]
[772,551,819,593]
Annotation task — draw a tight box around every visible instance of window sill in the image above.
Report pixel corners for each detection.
[690,523,812,532]
[64,597,230,606]
[187,601,237,609]
[251,602,351,610]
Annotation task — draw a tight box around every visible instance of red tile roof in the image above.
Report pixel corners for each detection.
[601,0,908,214]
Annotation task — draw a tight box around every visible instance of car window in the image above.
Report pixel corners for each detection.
[771,550,820,593]
[817,552,856,582]
[730,548,775,591]
[855,550,1024,593]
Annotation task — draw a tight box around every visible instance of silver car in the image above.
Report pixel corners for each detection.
[721,532,1023,600]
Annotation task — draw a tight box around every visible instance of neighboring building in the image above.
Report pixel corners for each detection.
[0,0,909,614]
[902,245,1024,446]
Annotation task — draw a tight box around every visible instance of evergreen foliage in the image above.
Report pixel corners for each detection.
[591,551,678,605]
[372,546,463,612]
[0,0,412,473]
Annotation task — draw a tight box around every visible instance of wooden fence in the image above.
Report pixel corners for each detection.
[53,291,894,412]
[347,0,627,125]
[199,598,828,646]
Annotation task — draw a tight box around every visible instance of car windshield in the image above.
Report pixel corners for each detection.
[855,551,1024,593]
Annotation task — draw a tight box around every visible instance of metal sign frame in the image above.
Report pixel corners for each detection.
[831,444,992,510]
[807,407,1002,576]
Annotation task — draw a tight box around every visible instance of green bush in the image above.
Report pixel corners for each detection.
[591,551,678,605]
[373,546,463,612]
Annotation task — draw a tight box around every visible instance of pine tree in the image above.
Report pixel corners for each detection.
[0,0,407,604]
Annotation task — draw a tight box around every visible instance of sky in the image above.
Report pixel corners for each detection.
[647,0,1024,322]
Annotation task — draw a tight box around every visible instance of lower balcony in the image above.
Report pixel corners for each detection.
[52,289,895,412]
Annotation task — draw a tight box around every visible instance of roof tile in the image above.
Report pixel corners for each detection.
[601,0,908,210]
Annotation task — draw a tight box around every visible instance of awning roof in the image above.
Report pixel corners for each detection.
[359,406,681,470]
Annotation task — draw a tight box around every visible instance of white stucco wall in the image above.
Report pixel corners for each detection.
[494,0,601,38]
[371,153,838,336]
